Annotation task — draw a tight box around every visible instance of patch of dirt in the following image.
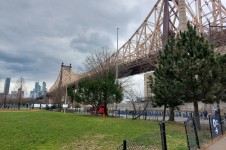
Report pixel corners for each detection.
[61,134,108,150]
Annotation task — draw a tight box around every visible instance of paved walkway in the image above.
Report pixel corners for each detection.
[205,136,226,150]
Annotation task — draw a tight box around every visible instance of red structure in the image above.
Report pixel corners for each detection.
[98,106,106,117]
[89,105,106,117]
[97,106,105,114]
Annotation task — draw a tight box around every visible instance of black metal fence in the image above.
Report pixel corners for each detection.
[51,107,226,150]
[221,114,226,133]
[197,119,211,147]
[110,109,192,121]
[184,114,226,150]
[184,118,200,150]
[117,122,167,150]
[65,108,91,115]
[165,122,187,150]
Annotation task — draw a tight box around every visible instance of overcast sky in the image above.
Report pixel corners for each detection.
[0,0,225,96]
[0,0,156,95]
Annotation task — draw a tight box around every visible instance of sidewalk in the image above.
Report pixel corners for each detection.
[204,136,226,150]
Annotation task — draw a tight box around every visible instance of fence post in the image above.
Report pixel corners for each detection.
[192,118,200,149]
[219,115,223,135]
[123,139,127,150]
[184,121,190,150]
[126,109,127,119]
[209,115,213,140]
[160,122,167,150]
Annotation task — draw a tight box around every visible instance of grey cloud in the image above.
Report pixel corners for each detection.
[70,31,114,53]
[0,0,159,92]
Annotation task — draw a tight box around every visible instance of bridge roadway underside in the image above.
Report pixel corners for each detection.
[118,54,157,78]
[117,34,226,78]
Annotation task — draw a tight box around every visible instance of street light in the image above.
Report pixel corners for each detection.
[115,27,119,84]
[115,27,119,115]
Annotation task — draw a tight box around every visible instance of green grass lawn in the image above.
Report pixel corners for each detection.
[0,110,187,150]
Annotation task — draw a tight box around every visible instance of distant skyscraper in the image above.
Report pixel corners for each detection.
[30,91,34,98]
[34,82,42,97]
[35,82,39,91]
[38,85,41,96]
[42,82,47,94]
[34,82,39,98]
[18,88,24,97]
[11,91,17,98]
[4,78,10,95]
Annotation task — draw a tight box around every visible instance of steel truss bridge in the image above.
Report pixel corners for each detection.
[48,0,226,101]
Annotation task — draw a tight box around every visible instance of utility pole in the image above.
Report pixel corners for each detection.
[115,27,119,115]
[115,27,119,84]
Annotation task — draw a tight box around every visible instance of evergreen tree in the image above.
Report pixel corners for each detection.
[74,79,103,114]
[67,86,76,107]
[150,36,184,121]
[205,54,226,115]
[101,73,123,115]
[175,23,217,127]
[150,23,220,124]
[74,72,123,115]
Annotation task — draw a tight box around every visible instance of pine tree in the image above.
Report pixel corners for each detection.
[174,23,217,127]
[206,54,226,115]
[74,72,123,115]
[150,23,220,124]
[150,36,184,121]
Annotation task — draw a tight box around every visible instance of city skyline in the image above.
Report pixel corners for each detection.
[0,79,48,97]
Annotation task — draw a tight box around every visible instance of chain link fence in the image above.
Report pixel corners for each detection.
[197,119,211,147]
[165,122,187,150]
[117,122,164,150]
[184,118,198,150]
[184,113,226,150]
[117,131,162,150]
[221,114,226,133]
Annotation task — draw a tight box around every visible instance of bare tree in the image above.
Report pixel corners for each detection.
[80,48,124,115]
[123,80,150,120]
[14,76,27,109]
[83,47,115,79]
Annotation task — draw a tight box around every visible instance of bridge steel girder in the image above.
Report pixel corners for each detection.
[49,0,226,95]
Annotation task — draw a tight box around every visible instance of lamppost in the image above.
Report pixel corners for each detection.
[115,27,119,115]
[115,27,119,83]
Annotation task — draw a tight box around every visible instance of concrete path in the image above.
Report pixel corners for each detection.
[205,136,226,150]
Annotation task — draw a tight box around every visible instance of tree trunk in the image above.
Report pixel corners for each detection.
[217,101,221,116]
[193,100,200,130]
[133,101,149,120]
[163,104,166,121]
[168,107,175,121]
[71,100,74,109]
[104,101,108,116]
[131,101,136,119]
[95,105,98,115]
